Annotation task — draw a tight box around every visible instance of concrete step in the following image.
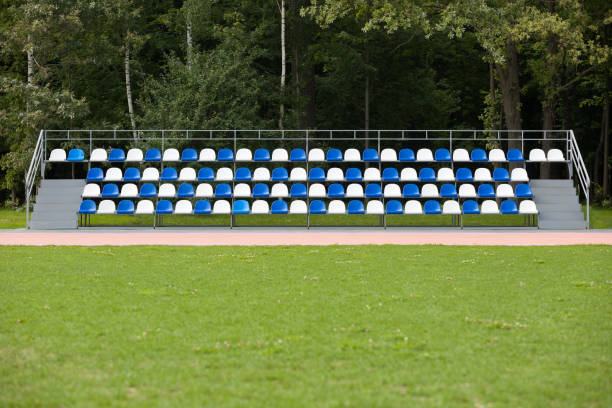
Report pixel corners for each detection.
[41,178,85,185]
[534,195,578,204]
[536,202,581,212]
[36,188,85,197]
[531,186,577,195]
[538,211,585,221]
[538,219,587,229]
[29,220,78,229]
[530,179,573,187]
[31,212,78,222]
[33,202,81,212]
[34,195,83,204]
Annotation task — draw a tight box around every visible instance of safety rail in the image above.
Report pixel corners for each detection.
[568,129,590,228]
[25,130,45,228]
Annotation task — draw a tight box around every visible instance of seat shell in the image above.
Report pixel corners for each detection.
[507,149,524,162]
[271,167,289,181]
[346,168,363,181]
[145,148,161,162]
[328,183,345,198]
[309,200,326,214]
[174,200,193,214]
[97,199,116,214]
[529,149,546,161]
[434,148,451,161]
[519,200,538,214]
[139,183,157,198]
[195,183,213,197]
[160,168,178,181]
[309,183,326,198]
[252,183,270,198]
[270,183,289,198]
[135,200,154,214]
[365,184,382,198]
[289,167,307,181]
[416,148,434,162]
[156,200,173,214]
[254,148,271,161]
[212,200,231,214]
[234,183,251,198]
[117,200,135,215]
[235,167,252,181]
[424,200,442,214]
[477,184,495,198]
[67,148,85,162]
[232,200,250,214]
[363,148,379,161]
[177,183,195,198]
[236,148,253,161]
[327,167,344,181]
[108,148,125,162]
[119,183,138,198]
[515,184,533,198]
[363,168,381,181]
[399,148,415,161]
[308,149,325,161]
[421,184,439,198]
[344,148,361,162]
[194,200,212,214]
[403,184,420,198]
[199,148,216,161]
[123,167,141,182]
[326,148,343,161]
[493,168,510,182]
[328,200,345,214]
[366,200,384,215]
[380,148,397,162]
[440,184,458,198]
[178,168,197,181]
[474,168,492,182]
[442,200,461,215]
[309,168,325,181]
[126,148,143,162]
[404,200,423,214]
[272,148,289,161]
[383,184,401,198]
[48,149,67,162]
[290,184,307,198]
[90,148,107,162]
[489,149,506,162]
[347,200,365,214]
[419,168,436,181]
[500,200,519,214]
[462,200,480,214]
[400,168,418,181]
[216,167,234,181]
[217,148,234,161]
[290,148,306,161]
[458,184,477,198]
[105,168,123,182]
[385,200,403,214]
[481,200,499,214]
[78,200,96,214]
[346,184,364,198]
[452,149,470,162]
[163,148,180,162]
[496,184,514,198]
[158,183,176,198]
[547,149,565,161]
[82,184,101,198]
[197,168,214,181]
[456,168,473,182]
[382,168,399,182]
[470,148,488,162]
[181,148,198,162]
[215,183,233,198]
[252,200,270,214]
[511,168,529,182]
[437,167,455,182]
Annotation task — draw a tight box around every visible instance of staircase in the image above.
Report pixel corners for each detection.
[531,179,587,229]
[29,179,84,229]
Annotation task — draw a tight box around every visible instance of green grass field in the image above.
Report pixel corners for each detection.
[1,245,610,407]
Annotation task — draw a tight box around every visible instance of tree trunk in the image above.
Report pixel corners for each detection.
[186,17,193,69]
[279,0,286,130]
[540,101,555,179]
[27,37,34,86]
[603,74,610,197]
[124,45,137,139]
[496,42,522,167]
[304,65,316,128]
[540,32,558,179]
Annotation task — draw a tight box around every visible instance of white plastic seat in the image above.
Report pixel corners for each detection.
[216,167,234,181]
[421,183,439,198]
[404,200,423,214]
[458,184,477,198]
[346,184,364,198]
[452,149,470,162]
[547,149,565,161]
[383,184,402,197]
[529,149,546,161]
[496,184,514,198]
[212,200,231,214]
[135,200,154,214]
[344,148,361,162]
[364,168,381,181]
[158,183,176,198]
[235,148,253,161]
[474,168,492,182]
[442,200,461,215]
[400,168,418,181]
[251,200,269,214]
[481,200,499,214]
[519,200,538,214]
[141,168,160,181]
[195,183,213,197]
[270,183,289,198]
[489,149,506,162]
[328,200,346,214]
[48,149,66,162]
[309,183,326,198]
[289,167,307,181]
[174,200,193,214]
[327,167,344,181]
[289,200,307,214]
[105,167,123,181]
[178,167,196,181]
[437,167,455,182]
[381,148,398,162]
[82,184,100,198]
[308,148,325,161]
[97,200,116,214]
[271,148,289,161]
[163,148,180,162]
[511,168,529,182]
[366,200,384,214]
[416,148,434,161]
[253,167,271,181]
[199,148,216,161]
[90,148,107,162]
[119,183,138,198]
[126,148,143,162]
[234,183,251,198]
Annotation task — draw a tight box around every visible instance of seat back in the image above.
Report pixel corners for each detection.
[178,168,196,181]
[67,148,85,162]
[474,168,492,182]
[232,200,250,214]
[309,167,325,181]
[493,167,510,181]
[326,148,343,161]
[515,183,533,197]
[181,148,198,161]
[421,183,439,197]
[416,148,433,161]
[437,167,454,181]
[385,200,403,214]
[383,184,401,197]
[442,200,460,214]
[145,148,161,162]
[177,183,195,197]
[98,199,116,214]
[382,168,399,181]
[235,167,252,181]
[120,183,138,197]
[434,148,451,161]
[135,200,154,214]
[101,183,119,197]
[289,167,307,181]
[90,148,107,162]
[424,200,441,214]
[194,200,212,214]
[346,184,364,197]
[124,167,141,181]
[344,148,361,161]
[158,183,176,197]
[399,148,415,161]
[48,148,66,162]
[79,200,97,214]
[290,148,306,161]
[366,200,384,214]
[470,148,488,161]
[345,168,363,181]
[271,199,289,214]
[195,183,213,197]
[215,183,233,197]
[500,200,518,214]
[477,184,495,198]
[327,167,344,181]
[455,167,473,182]
[402,184,420,197]
[212,200,231,214]
[458,184,477,197]
[86,168,104,181]
[139,183,157,197]
[328,183,345,197]
[252,183,270,197]
[440,184,457,197]
[462,200,480,214]
[236,148,253,161]
[308,148,324,161]
[489,148,506,162]
[108,148,125,161]
[380,148,397,162]
[272,148,289,161]
[117,200,135,214]
[156,200,173,214]
[252,200,270,214]
[452,148,470,162]
[290,183,307,197]
[270,183,289,197]
[507,148,524,162]
[197,167,214,181]
[163,148,180,161]
[496,184,514,197]
[217,148,234,161]
[160,167,178,181]
[363,148,379,161]
[254,148,271,161]
[529,148,546,161]
[199,148,216,161]
[419,167,435,181]
[404,200,422,214]
[271,167,289,181]
[82,184,101,197]
[216,167,234,181]
[308,183,326,197]
[126,148,143,162]
[347,200,365,214]
[365,184,382,197]
[363,168,381,181]
[309,200,326,214]
[174,200,193,214]
[481,199,499,214]
[400,168,418,181]
[234,183,251,197]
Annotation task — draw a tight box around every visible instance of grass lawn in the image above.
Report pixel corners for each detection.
[1,245,610,407]
[0,208,25,229]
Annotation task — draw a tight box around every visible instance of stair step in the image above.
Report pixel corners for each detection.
[530,179,573,187]
[535,202,581,212]
[34,195,83,205]
[538,219,587,229]
[538,211,585,221]
[534,195,578,204]
[31,212,77,222]
[531,187,576,195]
[29,220,78,229]
[34,202,81,211]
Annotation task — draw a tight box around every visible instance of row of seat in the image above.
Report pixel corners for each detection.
[49,147,566,163]
[83,182,534,199]
[79,198,538,215]
[86,166,530,183]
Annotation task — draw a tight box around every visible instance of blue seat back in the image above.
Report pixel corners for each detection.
[419,167,436,181]
[456,167,473,182]
[253,183,270,197]
[347,200,365,214]
[101,183,119,197]
[109,148,125,162]
[328,183,345,197]
[363,148,379,161]
[290,183,307,197]
[500,200,519,214]
[382,168,399,181]
[145,148,161,162]
[386,200,403,214]
[78,200,97,214]
[435,148,451,161]
[309,200,326,214]
[424,200,441,214]
[67,148,85,162]
[402,184,420,197]
[399,148,415,161]
[198,167,215,181]
[478,184,495,198]
[365,184,382,197]
[177,183,195,197]
[254,148,271,161]
[161,167,178,181]
[181,148,198,161]
[507,148,524,162]
[235,167,252,181]
[156,200,173,214]
[326,148,343,161]
[290,148,306,161]
[140,183,157,197]
[345,168,363,181]
[515,183,533,198]
[217,148,234,161]
[271,167,289,181]
[309,167,325,181]
[232,200,250,214]
[471,148,488,161]
[123,167,141,181]
[440,184,458,197]
[493,167,510,181]
[271,199,289,214]
[86,167,104,181]
[117,200,135,214]
[462,200,480,214]
[215,183,232,197]
[194,200,212,214]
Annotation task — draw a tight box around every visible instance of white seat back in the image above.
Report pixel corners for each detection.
[272,148,289,161]
[251,200,269,214]
[163,148,180,161]
[235,148,253,161]
[97,199,116,214]
[199,148,216,161]
[308,148,325,161]
[270,183,289,197]
[82,184,100,197]
[474,168,492,182]
[289,167,307,181]
[547,149,564,161]
[174,200,193,214]
[327,167,344,181]
[383,184,401,197]
[452,148,470,161]
[346,183,364,197]
[120,183,138,197]
[458,184,477,198]
[126,148,143,161]
[380,148,397,161]
[178,167,196,181]
[48,149,66,162]
[519,200,538,214]
[489,148,506,162]
[141,167,159,181]
[529,149,546,161]
[363,168,381,181]
[400,168,418,181]
[289,200,307,214]
[437,167,455,181]
[216,167,234,181]
[481,200,499,214]
[344,148,361,161]
[496,184,514,197]
[442,200,461,215]
[195,183,213,197]
[212,200,231,214]
[233,183,251,197]
[90,148,107,162]
[416,148,433,161]
[366,200,384,214]
[135,200,154,214]
[328,200,346,214]
[421,183,439,197]
[511,168,529,182]
[105,167,123,181]
[158,183,176,197]
[309,183,326,197]
[404,200,423,214]
[253,167,270,181]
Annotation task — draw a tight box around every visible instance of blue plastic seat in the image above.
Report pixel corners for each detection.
[328,183,345,197]
[435,148,451,161]
[326,148,343,161]
[101,184,119,198]
[399,148,416,161]
[123,167,141,182]
[161,167,178,181]
[500,200,519,214]
[139,183,157,198]
[108,148,125,162]
[86,168,104,182]
[507,149,524,162]
[424,200,442,214]
[471,148,488,161]
[402,184,420,197]
[78,200,97,214]
[117,200,135,214]
[515,184,533,198]
[290,148,306,161]
[271,167,289,181]
[235,167,252,181]
[194,200,212,214]
[271,200,289,214]
[493,167,510,182]
[254,148,271,161]
[290,184,307,197]
[363,148,379,161]
[232,200,250,214]
[177,183,195,198]
[347,200,365,214]
[67,148,85,162]
[252,183,270,198]
[365,184,382,198]
[386,200,403,214]
[462,200,480,214]
[309,200,326,214]
[382,168,399,182]
[346,168,363,181]
[181,148,198,161]
[145,148,161,162]
[198,167,215,181]
[215,183,232,198]
[456,168,473,182]
[419,168,436,181]
[309,168,325,181]
[440,184,458,198]
[478,184,495,198]
[217,148,234,161]
[156,200,173,214]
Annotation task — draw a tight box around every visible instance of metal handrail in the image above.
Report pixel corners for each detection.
[568,130,590,228]
[25,130,44,228]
